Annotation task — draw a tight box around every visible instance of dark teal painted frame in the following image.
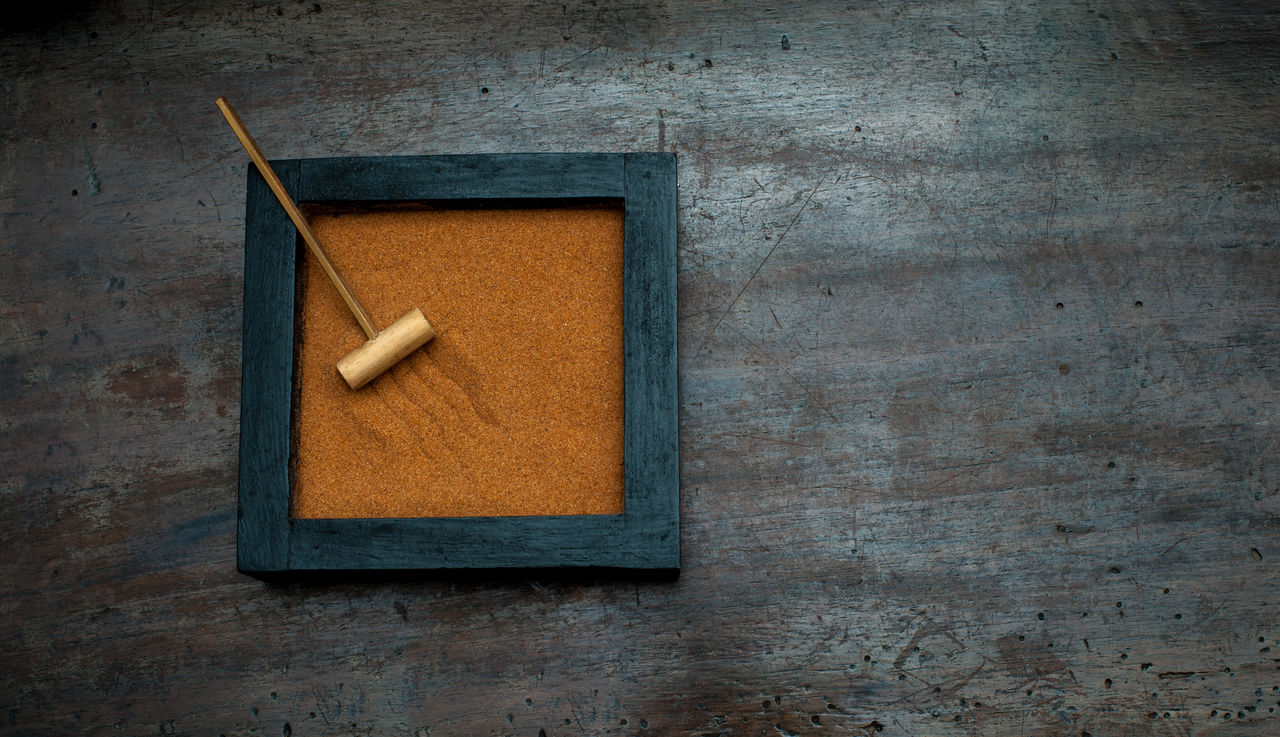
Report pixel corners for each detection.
[237,154,678,574]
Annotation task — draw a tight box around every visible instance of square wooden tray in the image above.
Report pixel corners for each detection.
[236,153,678,574]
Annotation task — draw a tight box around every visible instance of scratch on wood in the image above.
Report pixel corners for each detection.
[693,164,835,359]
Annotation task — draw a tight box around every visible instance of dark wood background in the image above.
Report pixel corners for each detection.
[2,1,1277,735]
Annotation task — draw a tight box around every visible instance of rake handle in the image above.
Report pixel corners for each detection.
[216,97,379,340]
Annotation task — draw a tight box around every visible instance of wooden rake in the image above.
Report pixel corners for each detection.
[217,97,435,389]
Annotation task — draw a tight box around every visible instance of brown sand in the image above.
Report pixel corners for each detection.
[291,204,624,518]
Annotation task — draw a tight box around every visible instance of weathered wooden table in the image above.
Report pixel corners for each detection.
[3,2,1277,735]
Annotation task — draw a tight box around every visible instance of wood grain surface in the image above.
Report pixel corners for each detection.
[2,1,1277,735]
